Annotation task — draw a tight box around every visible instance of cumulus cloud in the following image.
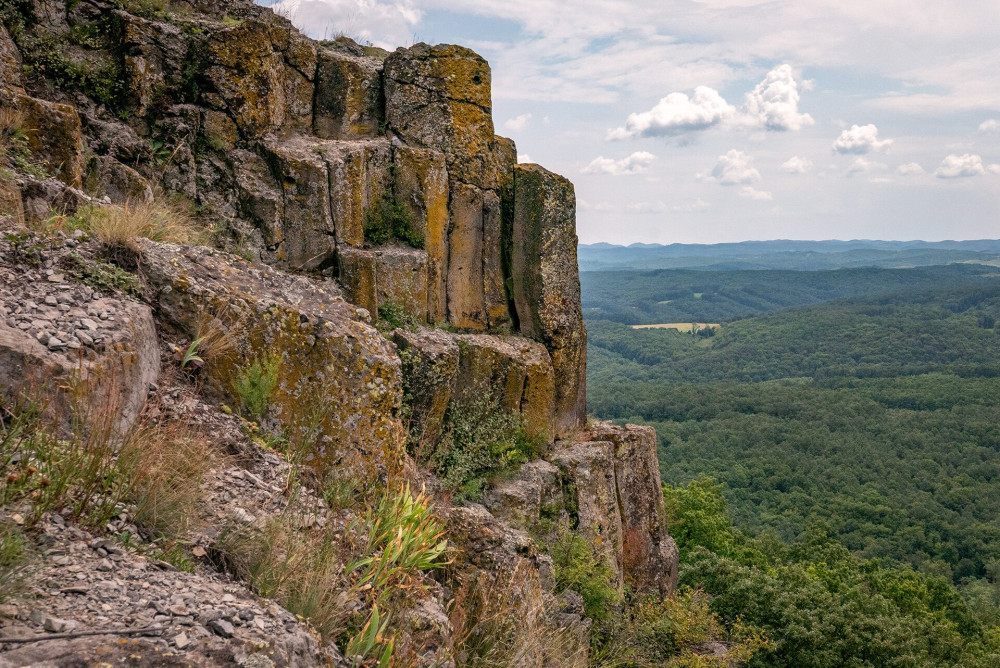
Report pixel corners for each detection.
[607,87,735,140]
[740,186,773,200]
[990,164,1000,175]
[743,65,814,131]
[896,162,925,175]
[504,113,532,131]
[979,119,1000,133]
[517,153,533,164]
[935,154,986,178]
[846,157,886,174]
[833,124,893,154]
[781,156,813,174]
[708,150,761,185]
[626,201,670,214]
[582,151,657,175]
[267,0,420,47]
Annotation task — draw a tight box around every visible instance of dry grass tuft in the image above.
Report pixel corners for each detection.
[450,562,579,668]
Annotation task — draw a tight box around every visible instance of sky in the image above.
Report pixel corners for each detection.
[259,0,1000,245]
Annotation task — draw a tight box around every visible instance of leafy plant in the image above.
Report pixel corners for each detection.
[549,530,621,622]
[376,301,417,333]
[432,393,541,501]
[234,354,281,420]
[60,251,142,297]
[178,337,204,370]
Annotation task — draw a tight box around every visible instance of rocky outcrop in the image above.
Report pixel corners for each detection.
[0,240,159,437]
[0,2,680,665]
[138,240,405,484]
[513,164,587,437]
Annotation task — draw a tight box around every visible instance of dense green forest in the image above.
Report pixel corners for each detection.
[585,264,1000,664]
[581,263,1000,325]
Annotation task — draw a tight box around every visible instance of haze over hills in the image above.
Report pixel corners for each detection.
[579,239,1000,271]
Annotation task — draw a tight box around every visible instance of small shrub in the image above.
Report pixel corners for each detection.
[550,530,622,622]
[60,251,142,297]
[363,168,423,249]
[234,354,281,419]
[433,393,541,502]
[114,421,212,541]
[376,301,417,333]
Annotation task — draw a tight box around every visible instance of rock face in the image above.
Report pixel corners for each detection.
[138,240,405,484]
[513,164,587,437]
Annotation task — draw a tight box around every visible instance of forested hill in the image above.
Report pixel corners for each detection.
[586,266,1000,666]
[579,239,1000,271]
[581,263,999,325]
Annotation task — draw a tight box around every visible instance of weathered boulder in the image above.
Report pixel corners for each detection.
[549,442,625,587]
[512,164,586,437]
[321,139,392,248]
[116,11,187,117]
[261,138,335,268]
[313,44,384,140]
[138,240,405,484]
[231,147,283,255]
[393,146,449,323]
[590,422,680,595]
[0,250,159,437]
[483,459,564,532]
[86,156,153,204]
[203,20,287,139]
[453,334,555,446]
[393,328,459,458]
[17,95,86,189]
[384,43,499,189]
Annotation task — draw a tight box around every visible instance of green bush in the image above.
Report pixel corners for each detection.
[363,171,423,249]
[234,354,281,420]
[433,393,541,501]
[550,530,621,622]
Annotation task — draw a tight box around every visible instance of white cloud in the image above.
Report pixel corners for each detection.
[504,113,532,131]
[582,151,657,175]
[740,186,773,200]
[517,153,533,164]
[781,156,813,174]
[896,162,925,175]
[846,157,886,174]
[607,87,735,140]
[989,164,1000,175]
[935,153,986,178]
[709,150,761,185]
[980,119,1000,133]
[626,201,670,214]
[742,64,814,131]
[673,198,710,212]
[833,124,893,154]
[267,0,420,48]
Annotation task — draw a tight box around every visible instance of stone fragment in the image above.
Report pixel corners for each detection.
[260,138,335,269]
[512,164,587,437]
[453,334,555,446]
[549,441,624,588]
[87,156,153,204]
[372,247,428,323]
[203,20,286,139]
[447,183,486,329]
[483,460,563,531]
[17,95,86,188]
[207,618,234,638]
[313,45,384,139]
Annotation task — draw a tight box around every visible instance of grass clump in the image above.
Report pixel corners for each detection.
[451,561,578,668]
[0,523,33,604]
[432,393,541,502]
[550,530,622,623]
[214,484,448,661]
[234,354,281,420]
[0,108,46,179]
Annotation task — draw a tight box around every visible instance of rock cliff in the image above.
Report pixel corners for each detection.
[0,0,679,665]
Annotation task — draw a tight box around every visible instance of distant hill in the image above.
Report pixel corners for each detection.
[579,239,1000,271]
